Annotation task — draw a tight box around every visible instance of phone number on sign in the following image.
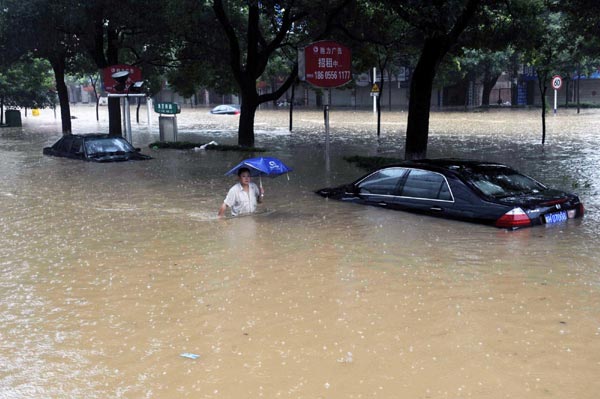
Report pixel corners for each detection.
[314,71,352,80]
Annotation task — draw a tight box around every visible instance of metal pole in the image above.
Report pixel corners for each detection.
[373,67,377,115]
[324,89,330,172]
[125,96,132,143]
[108,93,145,143]
[147,97,152,131]
[554,89,557,115]
[121,98,126,135]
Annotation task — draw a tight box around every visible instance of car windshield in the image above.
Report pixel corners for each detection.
[85,138,134,155]
[461,166,546,198]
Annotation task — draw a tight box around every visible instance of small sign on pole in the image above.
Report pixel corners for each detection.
[552,75,562,115]
[370,83,380,97]
[153,102,180,142]
[298,40,352,172]
[103,65,142,94]
[552,75,563,90]
[298,40,352,88]
[153,102,181,115]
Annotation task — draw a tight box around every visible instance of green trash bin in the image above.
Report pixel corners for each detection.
[5,110,22,127]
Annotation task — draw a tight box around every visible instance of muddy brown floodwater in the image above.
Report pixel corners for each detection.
[1,105,599,398]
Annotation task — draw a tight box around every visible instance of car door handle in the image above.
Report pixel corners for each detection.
[430,206,443,212]
[378,202,388,206]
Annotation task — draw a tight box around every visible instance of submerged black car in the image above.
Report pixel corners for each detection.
[43,134,151,162]
[315,159,584,229]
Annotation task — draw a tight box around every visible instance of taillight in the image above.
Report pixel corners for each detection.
[579,203,585,216]
[495,207,532,228]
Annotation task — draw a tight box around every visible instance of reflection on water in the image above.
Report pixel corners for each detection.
[1,106,600,398]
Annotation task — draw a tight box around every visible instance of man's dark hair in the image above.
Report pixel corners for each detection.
[237,167,250,176]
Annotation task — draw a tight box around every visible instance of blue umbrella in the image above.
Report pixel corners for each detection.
[225,157,292,189]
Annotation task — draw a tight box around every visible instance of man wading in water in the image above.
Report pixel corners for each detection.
[218,167,264,217]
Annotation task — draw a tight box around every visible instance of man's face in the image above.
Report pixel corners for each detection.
[239,171,251,184]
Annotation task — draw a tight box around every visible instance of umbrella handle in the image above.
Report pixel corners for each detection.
[258,176,265,200]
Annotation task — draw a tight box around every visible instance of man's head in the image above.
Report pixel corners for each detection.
[237,167,251,185]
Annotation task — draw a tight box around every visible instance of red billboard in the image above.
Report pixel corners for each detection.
[301,40,352,88]
[102,64,142,93]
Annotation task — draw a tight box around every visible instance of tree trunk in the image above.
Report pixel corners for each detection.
[238,95,258,147]
[481,73,500,107]
[576,72,580,114]
[50,58,72,135]
[388,69,393,111]
[481,82,493,107]
[405,39,443,160]
[541,90,546,145]
[87,22,122,136]
[107,98,122,136]
[213,0,304,147]
[90,75,100,121]
[377,80,383,137]
[289,80,296,132]
[136,98,141,123]
[537,74,548,145]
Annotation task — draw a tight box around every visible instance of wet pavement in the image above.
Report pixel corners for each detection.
[1,104,599,398]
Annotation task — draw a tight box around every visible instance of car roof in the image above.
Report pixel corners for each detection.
[62,134,124,140]
[384,158,511,172]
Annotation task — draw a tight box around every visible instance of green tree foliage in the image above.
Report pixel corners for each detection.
[383,0,483,159]
[59,0,179,135]
[561,0,600,46]
[558,0,600,111]
[520,2,574,144]
[0,57,55,123]
[170,0,350,147]
[164,0,237,97]
[0,0,183,135]
[451,48,515,107]
[2,0,596,155]
[449,0,542,107]
[379,0,554,158]
[211,0,350,147]
[338,1,415,135]
[0,0,84,133]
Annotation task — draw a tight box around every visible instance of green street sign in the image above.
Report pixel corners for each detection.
[154,102,181,114]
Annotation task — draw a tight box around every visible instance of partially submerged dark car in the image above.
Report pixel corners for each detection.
[315,159,584,229]
[43,134,151,162]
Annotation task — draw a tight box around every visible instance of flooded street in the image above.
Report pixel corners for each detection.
[1,105,600,398]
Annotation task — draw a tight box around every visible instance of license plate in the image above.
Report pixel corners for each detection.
[544,210,568,224]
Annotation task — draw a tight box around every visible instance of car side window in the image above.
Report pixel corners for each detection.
[56,137,73,153]
[357,167,408,195]
[71,138,83,154]
[399,169,453,201]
